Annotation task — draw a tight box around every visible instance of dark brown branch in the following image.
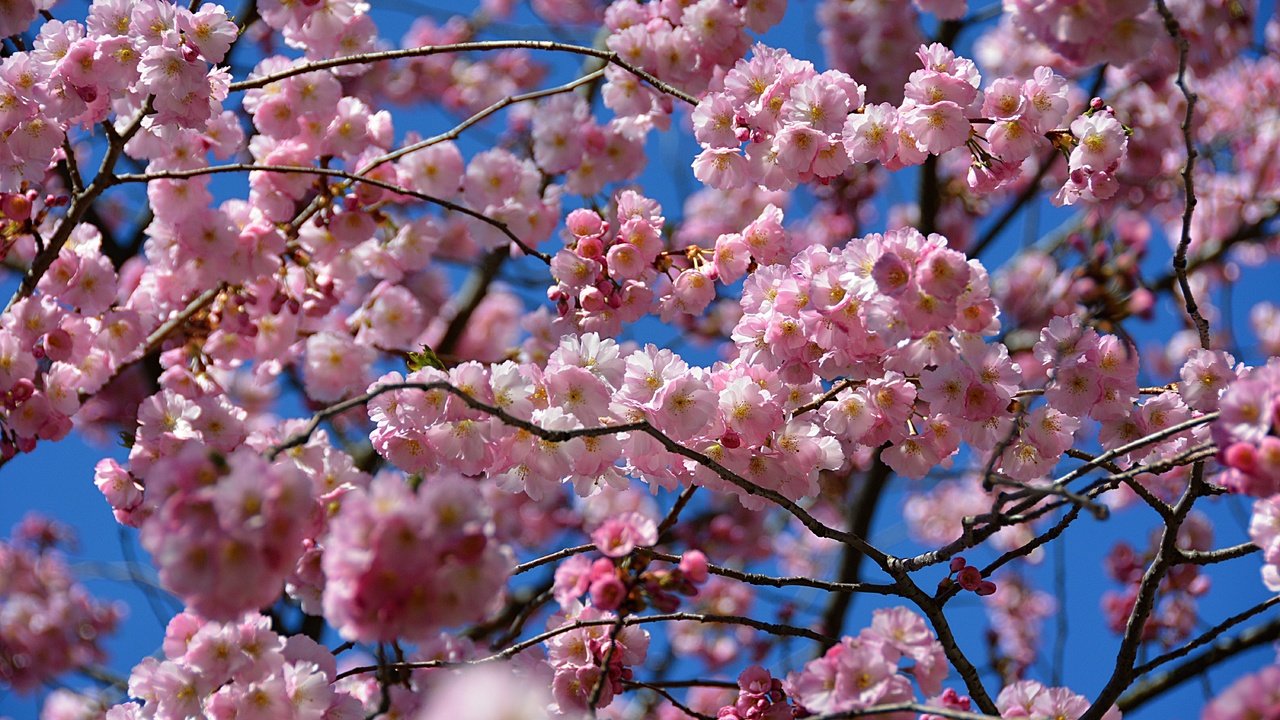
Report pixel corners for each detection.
[899,414,1217,572]
[645,550,897,596]
[818,453,892,650]
[114,164,551,262]
[514,543,595,575]
[809,703,1003,720]
[1119,611,1280,713]
[436,248,510,354]
[227,40,699,106]
[334,611,837,680]
[1155,0,1210,349]
[623,680,717,720]
[6,101,151,311]
[1176,541,1259,565]
[269,380,891,571]
[1082,461,1205,719]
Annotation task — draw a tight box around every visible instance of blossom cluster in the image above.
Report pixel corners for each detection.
[816,0,922,104]
[689,41,1121,204]
[1213,360,1280,590]
[784,607,947,717]
[982,573,1056,676]
[0,0,238,191]
[321,472,515,643]
[0,229,140,459]
[996,679,1120,720]
[97,376,517,637]
[545,193,667,337]
[0,515,121,693]
[1202,663,1280,720]
[416,663,584,720]
[553,521,709,614]
[602,0,786,106]
[107,612,363,720]
[369,224,1213,520]
[378,17,546,115]
[1005,0,1160,68]
[544,601,649,712]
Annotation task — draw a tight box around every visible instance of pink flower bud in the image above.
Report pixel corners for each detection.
[679,550,709,584]
[949,557,967,573]
[975,580,997,596]
[590,557,616,579]
[10,378,35,405]
[43,329,73,363]
[956,565,983,591]
[1127,288,1155,319]
[1225,442,1259,474]
[589,574,627,611]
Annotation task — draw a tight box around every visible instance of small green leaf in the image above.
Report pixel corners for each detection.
[407,344,446,372]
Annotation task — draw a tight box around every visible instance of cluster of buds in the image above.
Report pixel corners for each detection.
[944,557,997,596]
[586,549,711,613]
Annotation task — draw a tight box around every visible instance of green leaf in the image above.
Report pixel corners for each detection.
[407,344,446,372]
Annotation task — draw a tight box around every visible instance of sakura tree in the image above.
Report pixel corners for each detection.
[1,0,1279,718]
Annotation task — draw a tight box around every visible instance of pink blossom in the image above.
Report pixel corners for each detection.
[591,512,658,558]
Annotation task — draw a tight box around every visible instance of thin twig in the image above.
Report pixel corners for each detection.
[227,39,699,105]
[270,380,892,571]
[1155,0,1210,349]
[114,164,551,262]
[1119,612,1280,713]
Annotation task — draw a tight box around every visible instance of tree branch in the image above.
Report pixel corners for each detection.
[227,40,699,106]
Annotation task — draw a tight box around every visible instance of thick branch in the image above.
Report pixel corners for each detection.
[818,453,892,650]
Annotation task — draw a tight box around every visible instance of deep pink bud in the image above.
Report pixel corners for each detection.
[679,550,709,584]
[1225,442,1259,474]
[975,580,997,596]
[10,379,35,405]
[949,557,967,573]
[1127,288,1155,319]
[590,557,616,579]
[44,329,73,363]
[589,574,627,611]
[956,565,983,591]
